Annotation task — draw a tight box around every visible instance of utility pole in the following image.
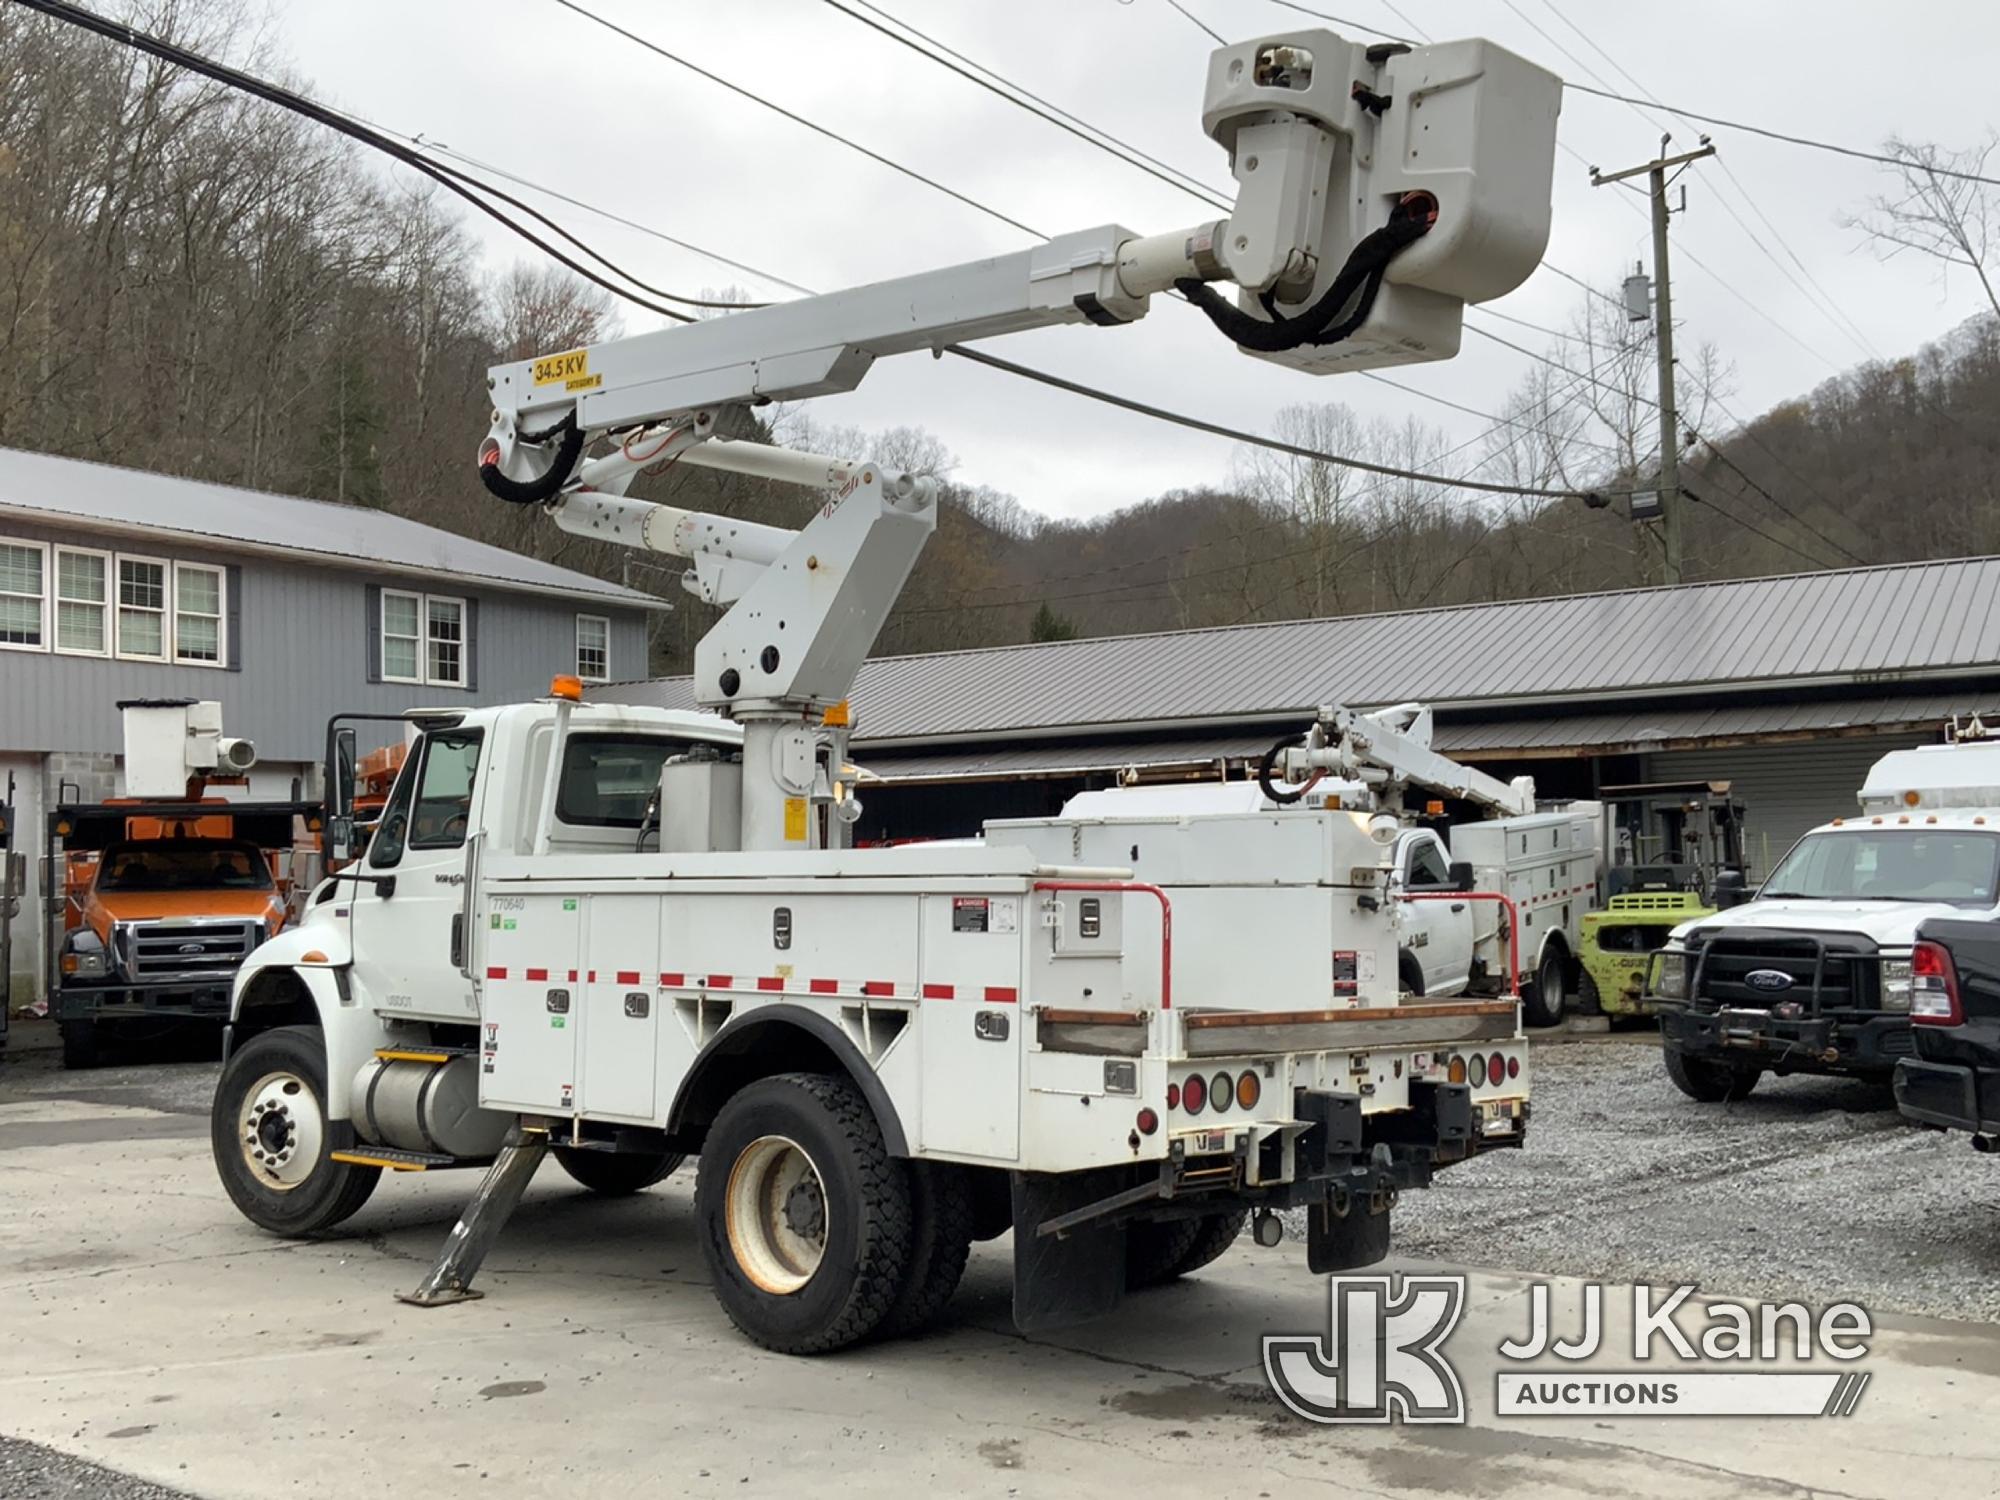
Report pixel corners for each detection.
[1592,137,1715,585]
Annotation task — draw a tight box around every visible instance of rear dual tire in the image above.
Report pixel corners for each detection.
[1127,1207,1249,1289]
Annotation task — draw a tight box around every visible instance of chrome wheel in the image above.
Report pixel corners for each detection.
[725,1134,828,1295]
[238,1070,324,1191]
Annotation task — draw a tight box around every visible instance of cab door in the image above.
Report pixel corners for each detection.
[347,727,485,1020]
[1395,831,1474,996]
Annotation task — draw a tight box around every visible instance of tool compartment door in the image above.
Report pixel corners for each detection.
[917,894,1023,1161]
[478,893,582,1114]
[578,894,661,1123]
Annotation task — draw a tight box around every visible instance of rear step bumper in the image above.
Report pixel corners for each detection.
[1894,1057,2000,1136]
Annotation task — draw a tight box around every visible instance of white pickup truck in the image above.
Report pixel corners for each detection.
[1652,731,2000,1101]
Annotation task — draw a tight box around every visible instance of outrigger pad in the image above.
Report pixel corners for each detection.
[1011,1168,1129,1333]
[1307,1198,1393,1274]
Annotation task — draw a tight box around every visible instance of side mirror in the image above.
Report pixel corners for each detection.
[1712,868,1749,909]
[1449,860,1476,893]
[329,814,355,865]
[331,728,358,822]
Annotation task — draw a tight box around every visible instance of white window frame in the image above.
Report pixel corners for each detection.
[171,561,228,668]
[0,536,49,653]
[380,588,425,685]
[425,593,467,689]
[52,544,113,658]
[114,552,171,662]
[576,613,611,683]
[380,588,467,688]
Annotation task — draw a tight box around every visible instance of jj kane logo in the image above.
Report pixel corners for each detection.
[1264,1276,1873,1425]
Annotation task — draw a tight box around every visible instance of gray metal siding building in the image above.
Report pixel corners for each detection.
[602,556,2000,875]
[0,446,664,1000]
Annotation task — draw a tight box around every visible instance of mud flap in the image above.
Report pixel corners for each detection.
[1011,1167,1129,1333]
[1307,1197,1392,1274]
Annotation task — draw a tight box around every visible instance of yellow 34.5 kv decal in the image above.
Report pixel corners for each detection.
[531,348,601,393]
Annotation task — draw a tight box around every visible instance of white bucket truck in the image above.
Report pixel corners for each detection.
[1652,719,2000,1101]
[207,24,1563,1351]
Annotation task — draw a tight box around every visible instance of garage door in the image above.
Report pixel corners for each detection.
[1644,734,1931,880]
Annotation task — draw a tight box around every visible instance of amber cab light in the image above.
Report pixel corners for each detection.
[548,674,584,702]
[1911,940,1963,1025]
[1181,1073,1207,1113]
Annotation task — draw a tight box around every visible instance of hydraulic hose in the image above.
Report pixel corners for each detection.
[1177,194,1434,355]
[1257,733,1323,806]
[478,412,585,505]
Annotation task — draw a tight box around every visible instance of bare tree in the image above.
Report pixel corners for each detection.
[1854,135,2000,319]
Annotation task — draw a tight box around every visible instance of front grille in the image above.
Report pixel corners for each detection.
[1692,934,1878,1013]
[120,920,262,982]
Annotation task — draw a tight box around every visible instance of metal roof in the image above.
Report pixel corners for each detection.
[605,557,2000,744]
[0,445,664,609]
[850,692,2000,784]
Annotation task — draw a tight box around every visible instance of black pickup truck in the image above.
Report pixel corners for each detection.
[1892,919,2000,1151]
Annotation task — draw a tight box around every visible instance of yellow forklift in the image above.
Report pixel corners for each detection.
[1577,781,1750,1017]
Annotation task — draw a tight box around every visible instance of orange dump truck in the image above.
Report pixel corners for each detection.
[50,799,317,1069]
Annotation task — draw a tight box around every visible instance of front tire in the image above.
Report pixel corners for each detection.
[695,1072,913,1354]
[211,1025,379,1236]
[59,1018,101,1070]
[553,1146,683,1196]
[1663,1043,1761,1103]
[1524,947,1569,1028]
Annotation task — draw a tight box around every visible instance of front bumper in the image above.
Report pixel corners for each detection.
[1894,1058,2000,1136]
[54,978,235,1023]
[1658,1002,1912,1076]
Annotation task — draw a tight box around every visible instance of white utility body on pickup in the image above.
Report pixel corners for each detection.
[210,25,1563,1352]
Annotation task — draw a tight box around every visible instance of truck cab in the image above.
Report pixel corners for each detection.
[1651,733,2000,1101]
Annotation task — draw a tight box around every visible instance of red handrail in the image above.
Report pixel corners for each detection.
[1398,890,1523,998]
[1033,880,1174,1011]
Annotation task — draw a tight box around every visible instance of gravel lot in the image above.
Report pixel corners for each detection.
[9,1021,2000,1324]
[1367,1033,2000,1323]
[0,1436,200,1500]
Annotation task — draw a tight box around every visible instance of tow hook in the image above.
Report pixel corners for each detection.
[1252,1209,1283,1247]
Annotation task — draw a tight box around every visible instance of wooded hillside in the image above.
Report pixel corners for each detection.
[5,2,1997,680]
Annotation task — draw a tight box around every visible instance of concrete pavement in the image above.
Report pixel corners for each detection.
[0,1082,1994,1499]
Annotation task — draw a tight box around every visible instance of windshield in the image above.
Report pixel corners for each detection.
[97,841,274,893]
[1761,829,2000,907]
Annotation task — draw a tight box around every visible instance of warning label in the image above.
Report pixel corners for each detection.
[952,896,990,933]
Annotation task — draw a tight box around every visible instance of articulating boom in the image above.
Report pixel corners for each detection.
[1263,703,1537,821]
[473,29,1560,852]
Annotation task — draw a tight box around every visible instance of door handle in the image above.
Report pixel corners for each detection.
[450,912,464,969]
[1450,903,1466,914]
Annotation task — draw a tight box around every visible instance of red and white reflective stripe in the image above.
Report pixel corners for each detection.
[920,982,1018,1003]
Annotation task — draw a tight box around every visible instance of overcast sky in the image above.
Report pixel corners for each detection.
[268,0,2000,521]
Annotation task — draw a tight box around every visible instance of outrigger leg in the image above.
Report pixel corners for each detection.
[398,1122,550,1307]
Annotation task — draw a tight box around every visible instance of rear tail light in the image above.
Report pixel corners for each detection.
[1467,1054,1485,1087]
[1506,1055,1520,1080]
[1181,1073,1207,1113]
[1210,1072,1233,1114]
[1136,1107,1159,1135]
[1447,1054,1467,1084]
[1911,940,1964,1025]
[1488,1053,1506,1086]
[1236,1071,1261,1110]
[1165,1081,1181,1111]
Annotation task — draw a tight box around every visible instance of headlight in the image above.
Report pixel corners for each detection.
[60,931,109,978]
[1651,950,1689,1001]
[1880,956,1913,1013]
